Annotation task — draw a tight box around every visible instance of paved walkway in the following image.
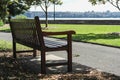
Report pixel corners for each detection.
[0,32,120,76]
[0,32,12,41]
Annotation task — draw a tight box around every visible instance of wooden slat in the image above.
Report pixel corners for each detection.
[44,39,67,48]
[16,50,34,53]
[46,62,68,67]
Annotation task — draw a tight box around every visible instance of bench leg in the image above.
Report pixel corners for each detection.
[67,34,72,72]
[33,49,37,57]
[41,51,46,74]
[67,49,72,72]
[13,40,16,58]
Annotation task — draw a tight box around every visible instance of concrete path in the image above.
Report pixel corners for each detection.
[0,32,12,41]
[0,32,120,76]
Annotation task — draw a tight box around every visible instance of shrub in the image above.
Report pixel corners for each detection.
[14,14,27,19]
[0,20,4,27]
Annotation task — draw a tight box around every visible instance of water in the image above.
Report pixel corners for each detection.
[39,18,120,20]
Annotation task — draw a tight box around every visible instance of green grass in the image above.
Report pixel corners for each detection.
[0,40,31,52]
[0,40,12,51]
[46,24,120,33]
[0,26,11,32]
[1,24,120,48]
[45,24,120,47]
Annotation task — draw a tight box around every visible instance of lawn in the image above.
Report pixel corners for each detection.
[0,40,31,52]
[1,24,120,47]
[46,24,120,47]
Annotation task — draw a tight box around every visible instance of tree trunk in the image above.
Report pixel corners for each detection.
[45,5,48,28]
[45,11,48,28]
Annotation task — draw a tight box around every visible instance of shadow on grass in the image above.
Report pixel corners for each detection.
[71,33,120,41]
[0,29,11,33]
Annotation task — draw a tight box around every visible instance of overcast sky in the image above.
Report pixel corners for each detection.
[29,0,119,12]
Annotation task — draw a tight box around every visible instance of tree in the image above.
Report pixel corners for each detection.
[8,1,29,17]
[0,0,29,23]
[89,0,120,11]
[40,0,63,27]
[52,0,63,21]
[0,0,10,23]
[21,0,63,28]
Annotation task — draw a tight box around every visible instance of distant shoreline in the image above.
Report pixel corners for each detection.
[29,18,120,20]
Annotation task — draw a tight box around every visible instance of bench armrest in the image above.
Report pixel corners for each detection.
[42,30,75,36]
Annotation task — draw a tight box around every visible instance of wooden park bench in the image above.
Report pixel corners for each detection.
[9,16,75,74]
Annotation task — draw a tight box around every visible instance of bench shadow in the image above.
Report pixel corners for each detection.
[17,56,96,74]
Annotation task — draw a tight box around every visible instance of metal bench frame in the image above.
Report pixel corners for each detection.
[9,16,75,74]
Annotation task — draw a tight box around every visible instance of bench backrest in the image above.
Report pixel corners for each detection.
[9,16,45,49]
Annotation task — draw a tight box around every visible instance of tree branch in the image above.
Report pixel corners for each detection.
[40,4,45,12]
[108,0,120,11]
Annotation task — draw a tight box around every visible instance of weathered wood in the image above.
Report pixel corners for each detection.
[9,16,75,74]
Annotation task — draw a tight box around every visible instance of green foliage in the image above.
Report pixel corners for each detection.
[22,0,63,27]
[7,1,29,16]
[14,15,28,19]
[89,0,106,5]
[89,0,120,11]
[0,26,11,32]
[0,0,10,23]
[21,0,42,6]
[50,0,63,5]
[0,20,4,26]
[0,0,29,23]
[22,0,63,6]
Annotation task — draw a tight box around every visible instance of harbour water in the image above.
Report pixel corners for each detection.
[40,18,120,20]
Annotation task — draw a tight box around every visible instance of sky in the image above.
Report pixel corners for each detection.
[29,0,119,12]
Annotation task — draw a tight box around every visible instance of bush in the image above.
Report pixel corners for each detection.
[14,14,27,19]
[0,20,4,27]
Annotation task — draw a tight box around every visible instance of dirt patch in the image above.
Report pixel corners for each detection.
[0,52,120,80]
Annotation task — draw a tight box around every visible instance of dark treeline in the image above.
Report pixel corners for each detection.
[24,10,120,18]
